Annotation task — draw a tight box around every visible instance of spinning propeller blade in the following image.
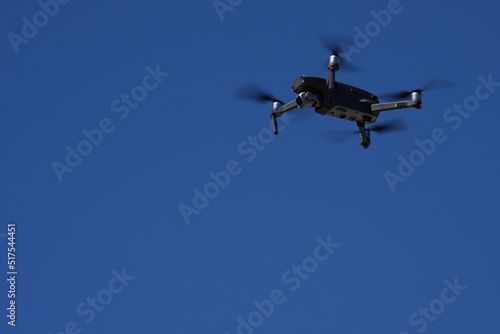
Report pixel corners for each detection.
[318,34,361,72]
[368,119,408,133]
[321,119,408,144]
[380,77,457,99]
[234,83,284,104]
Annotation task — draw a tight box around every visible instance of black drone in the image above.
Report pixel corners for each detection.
[237,36,454,149]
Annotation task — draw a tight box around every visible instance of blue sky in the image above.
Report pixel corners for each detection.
[1,0,499,333]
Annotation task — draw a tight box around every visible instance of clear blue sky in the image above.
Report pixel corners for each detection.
[1,0,499,333]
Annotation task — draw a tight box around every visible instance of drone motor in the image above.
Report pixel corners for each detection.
[328,53,341,71]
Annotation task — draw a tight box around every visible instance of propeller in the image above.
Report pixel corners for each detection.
[368,118,408,133]
[380,77,457,99]
[234,83,284,104]
[321,119,408,144]
[317,34,361,72]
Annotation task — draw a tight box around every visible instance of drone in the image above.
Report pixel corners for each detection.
[237,36,454,149]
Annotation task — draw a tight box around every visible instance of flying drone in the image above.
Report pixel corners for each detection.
[237,36,454,149]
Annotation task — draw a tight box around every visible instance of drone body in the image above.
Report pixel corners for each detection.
[293,75,424,122]
[272,58,422,148]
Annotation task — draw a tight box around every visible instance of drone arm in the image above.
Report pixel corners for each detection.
[273,100,299,115]
[370,100,422,113]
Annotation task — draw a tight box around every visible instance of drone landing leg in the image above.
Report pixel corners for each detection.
[357,122,371,149]
[271,113,278,135]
